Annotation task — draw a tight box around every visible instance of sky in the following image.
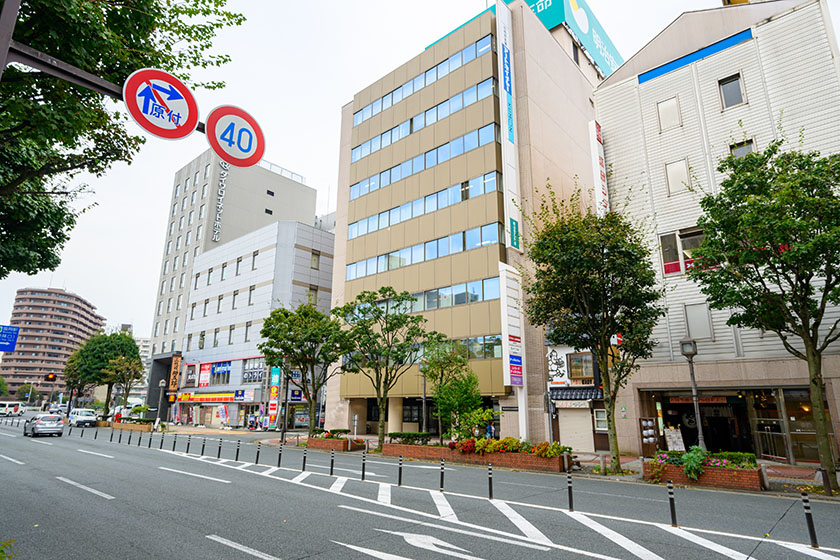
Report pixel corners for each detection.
[2,0,838,336]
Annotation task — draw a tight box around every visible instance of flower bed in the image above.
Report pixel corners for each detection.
[111,422,152,432]
[644,448,762,491]
[382,442,568,472]
[307,437,365,451]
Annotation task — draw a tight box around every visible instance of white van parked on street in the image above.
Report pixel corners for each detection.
[0,402,25,416]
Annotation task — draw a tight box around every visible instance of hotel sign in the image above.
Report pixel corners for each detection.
[212,160,230,242]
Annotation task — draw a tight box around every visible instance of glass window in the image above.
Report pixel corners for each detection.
[412,244,424,264]
[382,92,392,110]
[380,169,391,187]
[485,334,502,358]
[357,217,368,236]
[350,184,360,200]
[437,190,449,209]
[377,255,388,273]
[450,136,464,158]
[412,112,425,132]
[449,232,464,253]
[465,227,481,250]
[453,284,467,306]
[399,120,410,139]
[449,51,462,72]
[476,35,491,56]
[463,85,477,107]
[378,211,390,230]
[399,248,411,267]
[412,198,424,218]
[468,337,484,359]
[425,240,438,260]
[413,73,424,91]
[569,353,595,379]
[479,124,495,146]
[425,149,437,168]
[462,42,476,64]
[447,184,462,206]
[401,160,412,178]
[411,293,424,313]
[483,277,500,300]
[594,409,608,431]
[367,257,377,275]
[361,140,370,158]
[484,172,497,192]
[367,215,378,234]
[425,106,437,126]
[400,202,412,222]
[437,59,449,79]
[731,140,754,158]
[412,154,425,174]
[464,130,479,152]
[371,135,381,153]
[363,104,372,120]
[369,173,380,192]
[657,97,681,131]
[393,86,403,104]
[425,289,439,310]
[477,78,493,100]
[425,67,436,86]
[353,111,362,126]
[481,223,499,246]
[680,231,705,269]
[437,99,450,120]
[349,222,358,239]
[665,159,689,195]
[390,207,400,224]
[450,93,463,114]
[388,251,400,271]
[372,98,381,116]
[437,143,450,164]
[437,236,450,258]
[467,280,482,303]
[438,286,453,308]
[425,193,438,214]
[685,303,713,339]
[468,176,483,199]
[402,81,413,99]
[719,74,744,109]
[381,130,391,148]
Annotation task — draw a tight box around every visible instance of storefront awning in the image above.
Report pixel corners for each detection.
[550,387,603,401]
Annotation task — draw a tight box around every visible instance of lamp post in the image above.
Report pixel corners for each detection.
[679,337,706,451]
[156,379,166,431]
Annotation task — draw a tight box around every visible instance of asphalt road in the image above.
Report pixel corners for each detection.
[1,421,838,560]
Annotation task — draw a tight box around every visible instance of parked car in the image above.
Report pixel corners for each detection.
[23,414,64,437]
[68,409,98,428]
[0,402,25,416]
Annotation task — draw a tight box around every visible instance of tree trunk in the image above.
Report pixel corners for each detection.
[377,395,387,451]
[307,391,318,437]
[103,383,113,420]
[806,347,837,485]
[605,393,621,473]
[438,414,444,446]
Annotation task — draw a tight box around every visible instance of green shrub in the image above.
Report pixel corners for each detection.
[387,432,432,446]
[682,446,708,480]
[711,451,756,468]
[330,428,351,434]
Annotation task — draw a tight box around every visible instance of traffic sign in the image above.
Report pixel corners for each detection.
[122,68,198,140]
[0,325,20,352]
[205,105,265,167]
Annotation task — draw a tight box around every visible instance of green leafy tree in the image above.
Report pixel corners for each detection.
[16,384,39,403]
[421,338,473,443]
[435,370,483,441]
[0,376,9,397]
[333,287,440,450]
[523,189,665,472]
[63,348,96,412]
[259,302,353,436]
[74,331,141,420]
[688,139,840,481]
[104,355,145,410]
[0,0,244,278]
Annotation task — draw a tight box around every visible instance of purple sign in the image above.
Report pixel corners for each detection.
[510,375,523,386]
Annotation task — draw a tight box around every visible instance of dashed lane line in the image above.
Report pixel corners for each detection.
[291,471,311,483]
[377,482,391,505]
[56,476,115,500]
[78,449,114,459]
[0,431,17,437]
[158,467,230,483]
[0,454,24,465]
[30,439,53,445]
[206,535,281,560]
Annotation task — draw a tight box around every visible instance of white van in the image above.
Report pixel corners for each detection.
[0,402,25,416]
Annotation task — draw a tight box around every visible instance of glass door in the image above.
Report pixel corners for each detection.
[749,389,789,462]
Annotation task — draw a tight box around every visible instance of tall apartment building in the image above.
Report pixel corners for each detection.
[0,288,104,398]
[325,0,622,441]
[171,221,334,427]
[592,0,840,463]
[149,148,317,359]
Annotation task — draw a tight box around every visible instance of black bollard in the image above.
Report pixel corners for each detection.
[186,435,192,454]
[217,438,222,459]
[148,432,153,448]
[94,428,98,440]
[68,426,73,436]
[488,463,494,500]
[567,473,574,512]
[160,433,165,450]
[277,443,283,467]
[398,456,403,487]
[235,440,241,462]
[201,437,206,456]
[110,429,114,442]
[802,493,819,549]
[668,481,678,527]
[118,430,123,444]
[171,433,176,451]
[361,451,366,481]
[127,431,132,446]
[137,432,142,446]
[81,428,84,438]
[330,449,335,476]
[302,447,307,472]
[255,443,261,465]
[440,459,445,492]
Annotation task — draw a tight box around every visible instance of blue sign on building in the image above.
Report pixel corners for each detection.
[234,390,245,402]
[0,325,20,353]
[510,355,522,366]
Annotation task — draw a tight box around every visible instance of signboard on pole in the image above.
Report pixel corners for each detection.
[268,366,282,428]
[0,325,20,353]
[122,68,198,140]
[205,105,265,167]
[499,262,529,440]
[589,120,609,217]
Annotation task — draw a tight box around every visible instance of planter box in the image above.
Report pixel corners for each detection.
[307,438,365,452]
[643,462,762,491]
[382,443,565,473]
[111,422,153,433]
[96,421,111,428]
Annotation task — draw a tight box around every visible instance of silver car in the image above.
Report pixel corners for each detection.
[23,414,64,437]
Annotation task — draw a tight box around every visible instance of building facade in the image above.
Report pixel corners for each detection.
[325,0,622,441]
[0,288,105,398]
[171,221,334,428]
[593,0,840,463]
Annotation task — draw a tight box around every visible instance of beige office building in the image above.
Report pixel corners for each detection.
[326,0,622,440]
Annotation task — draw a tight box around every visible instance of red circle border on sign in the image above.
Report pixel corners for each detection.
[122,68,199,140]
[205,105,266,167]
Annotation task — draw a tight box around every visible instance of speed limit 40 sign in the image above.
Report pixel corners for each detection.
[205,105,265,167]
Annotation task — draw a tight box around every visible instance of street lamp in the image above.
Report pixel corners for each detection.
[679,337,706,451]
[156,379,166,431]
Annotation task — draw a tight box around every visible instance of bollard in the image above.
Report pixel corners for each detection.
[127,431,132,446]
[68,426,73,436]
[94,428,98,440]
[277,443,283,467]
[563,452,570,472]
[600,453,607,475]
[110,429,114,443]
[330,449,335,476]
[567,473,574,512]
[818,468,834,497]
[171,433,176,451]
[488,463,494,500]
[235,440,241,462]
[297,434,300,447]
[81,428,85,438]
[302,447,307,472]
[137,432,142,446]
[217,438,223,459]
[440,459,445,492]
[118,430,123,444]
[398,456,403,487]
[255,443,261,465]
[801,493,819,549]
[200,437,206,457]
[160,433,165,450]
[148,432,153,449]
[361,451,367,481]
[186,435,192,455]
[668,481,678,527]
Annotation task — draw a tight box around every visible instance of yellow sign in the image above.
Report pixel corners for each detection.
[168,354,182,392]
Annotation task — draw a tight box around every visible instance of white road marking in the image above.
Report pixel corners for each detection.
[56,477,115,500]
[661,526,752,560]
[492,501,552,545]
[78,449,113,459]
[235,463,253,470]
[206,535,281,560]
[332,541,410,560]
[0,431,17,437]
[260,467,279,476]
[330,477,348,493]
[291,471,310,483]
[30,439,53,445]
[566,510,664,560]
[306,463,385,477]
[377,483,391,504]
[215,459,229,464]
[0,454,24,465]
[158,467,231,483]
[777,542,840,559]
[498,480,665,503]
[430,491,458,521]
[375,530,482,560]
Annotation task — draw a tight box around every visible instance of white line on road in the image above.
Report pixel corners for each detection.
[332,541,409,560]
[430,491,457,521]
[30,439,53,445]
[158,467,231,483]
[566,510,664,560]
[78,449,113,459]
[497,480,665,503]
[260,467,280,476]
[291,471,311,483]
[377,483,391,504]
[777,542,840,559]
[56,477,115,500]
[330,476,347,493]
[0,454,24,465]
[660,526,751,560]
[492,500,552,545]
[0,431,16,437]
[206,535,281,560]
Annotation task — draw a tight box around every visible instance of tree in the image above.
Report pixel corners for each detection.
[259,301,353,436]
[333,287,440,450]
[0,376,9,397]
[74,331,141,420]
[16,384,39,403]
[103,355,145,410]
[434,370,483,441]
[421,338,473,443]
[523,190,665,472]
[688,139,840,481]
[0,0,245,278]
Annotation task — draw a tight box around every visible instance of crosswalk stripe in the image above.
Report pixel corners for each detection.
[776,543,840,559]
[377,483,391,504]
[260,467,279,476]
[566,511,664,560]
[330,477,348,493]
[430,491,457,521]
[291,471,310,483]
[661,526,751,560]
[492,501,552,545]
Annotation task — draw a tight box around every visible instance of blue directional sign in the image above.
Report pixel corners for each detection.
[509,355,522,366]
[0,325,20,353]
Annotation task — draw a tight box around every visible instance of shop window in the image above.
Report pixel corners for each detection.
[402,401,421,423]
[594,409,608,431]
[568,352,595,379]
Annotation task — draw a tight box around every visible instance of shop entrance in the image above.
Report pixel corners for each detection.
[660,394,752,453]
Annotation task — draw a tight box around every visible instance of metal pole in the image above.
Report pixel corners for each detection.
[668,481,678,527]
[440,459,445,492]
[110,428,114,442]
[567,473,574,512]
[361,451,367,481]
[488,463,493,500]
[80,428,84,438]
[137,432,142,446]
[422,374,427,434]
[802,493,819,548]
[277,443,283,467]
[148,432,152,449]
[687,358,706,451]
[160,433,165,450]
[398,456,403,487]
[255,443,261,465]
[235,440,240,462]
[330,449,335,476]
[302,447,307,472]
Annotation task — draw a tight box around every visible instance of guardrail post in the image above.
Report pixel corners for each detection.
[255,443,261,465]
[398,456,403,487]
[488,463,493,500]
[330,449,335,476]
[802,492,819,548]
[440,459,445,492]
[567,472,574,512]
[302,447,307,472]
[668,481,678,527]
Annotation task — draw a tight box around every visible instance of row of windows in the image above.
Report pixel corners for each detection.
[172,184,207,217]
[195,251,259,287]
[351,78,495,163]
[173,164,211,198]
[353,34,493,127]
[165,225,200,255]
[169,204,206,237]
[349,172,500,241]
[408,277,500,314]
[349,123,500,201]
[656,73,746,133]
[346,222,503,281]
[190,285,257,320]
[190,321,255,351]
